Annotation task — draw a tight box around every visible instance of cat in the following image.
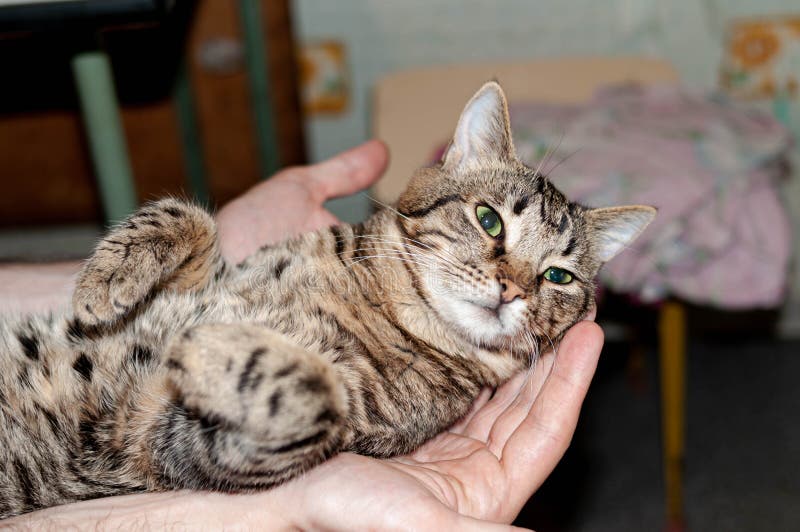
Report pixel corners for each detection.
[0,82,654,518]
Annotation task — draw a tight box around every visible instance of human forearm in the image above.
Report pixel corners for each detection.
[0,262,81,314]
[0,490,297,531]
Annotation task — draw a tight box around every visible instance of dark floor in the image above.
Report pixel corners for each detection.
[515,336,800,531]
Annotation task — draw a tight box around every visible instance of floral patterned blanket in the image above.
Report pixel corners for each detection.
[509,85,793,308]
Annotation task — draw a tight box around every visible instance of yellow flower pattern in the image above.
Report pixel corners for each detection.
[721,17,800,99]
[731,25,780,68]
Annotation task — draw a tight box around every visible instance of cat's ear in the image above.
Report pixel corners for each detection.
[585,205,656,262]
[442,81,516,170]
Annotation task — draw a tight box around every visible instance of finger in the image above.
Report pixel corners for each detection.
[303,209,341,230]
[448,387,492,434]
[500,321,603,512]
[460,371,527,441]
[484,351,556,455]
[305,140,389,201]
[449,512,532,531]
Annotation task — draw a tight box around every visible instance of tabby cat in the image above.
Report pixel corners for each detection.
[0,82,654,518]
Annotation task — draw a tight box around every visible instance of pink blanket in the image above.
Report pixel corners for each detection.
[508,85,793,309]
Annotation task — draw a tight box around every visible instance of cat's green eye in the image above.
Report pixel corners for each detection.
[476,205,503,237]
[543,267,574,285]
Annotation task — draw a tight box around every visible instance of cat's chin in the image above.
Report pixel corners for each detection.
[437,296,528,350]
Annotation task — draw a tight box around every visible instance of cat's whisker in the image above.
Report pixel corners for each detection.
[347,251,433,264]
[354,231,459,257]
[502,330,535,407]
[341,247,439,269]
[545,146,581,176]
[342,242,430,258]
[351,240,462,273]
[347,254,436,270]
[540,331,561,385]
[399,239,463,267]
[521,330,540,394]
[366,195,412,222]
[521,330,541,394]
[339,246,418,257]
[543,331,558,358]
[387,233,463,262]
[539,130,566,179]
[198,422,221,434]
[360,205,472,269]
[532,132,561,179]
[355,234,462,268]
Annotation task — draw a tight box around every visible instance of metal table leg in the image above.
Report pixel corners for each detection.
[239,0,280,178]
[174,61,210,205]
[72,50,137,225]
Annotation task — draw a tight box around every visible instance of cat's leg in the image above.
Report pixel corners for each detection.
[73,199,225,326]
[141,323,348,491]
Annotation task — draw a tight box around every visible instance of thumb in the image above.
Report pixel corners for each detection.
[305,140,389,201]
[500,321,603,515]
[450,513,532,532]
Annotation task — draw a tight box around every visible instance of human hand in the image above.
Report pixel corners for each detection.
[9,315,602,530]
[274,315,604,530]
[216,140,389,263]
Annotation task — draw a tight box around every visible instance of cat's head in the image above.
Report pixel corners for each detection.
[395,81,655,352]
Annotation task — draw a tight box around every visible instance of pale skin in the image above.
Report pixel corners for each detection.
[0,140,604,530]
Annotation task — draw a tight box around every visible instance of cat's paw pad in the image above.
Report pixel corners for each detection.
[72,241,160,326]
[72,199,218,326]
[73,277,115,326]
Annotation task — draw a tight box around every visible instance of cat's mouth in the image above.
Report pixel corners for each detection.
[466,296,520,318]
[472,300,501,319]
[426,284,529,350]
[459,297,527,337]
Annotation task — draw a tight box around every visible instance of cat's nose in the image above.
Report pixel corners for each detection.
[498,278,526,304]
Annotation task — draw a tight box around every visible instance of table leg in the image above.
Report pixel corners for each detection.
[659,300,687,531]
[71,50,137,225]
[238,0,280,177]
[174,61,210,205]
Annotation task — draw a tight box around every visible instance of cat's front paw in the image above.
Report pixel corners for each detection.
[72,199,219,326]
[73,246,154,325]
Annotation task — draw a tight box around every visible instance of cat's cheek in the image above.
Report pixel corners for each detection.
[530,286,588,340]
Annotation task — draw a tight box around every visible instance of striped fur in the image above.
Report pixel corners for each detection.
[0,82,654,518]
